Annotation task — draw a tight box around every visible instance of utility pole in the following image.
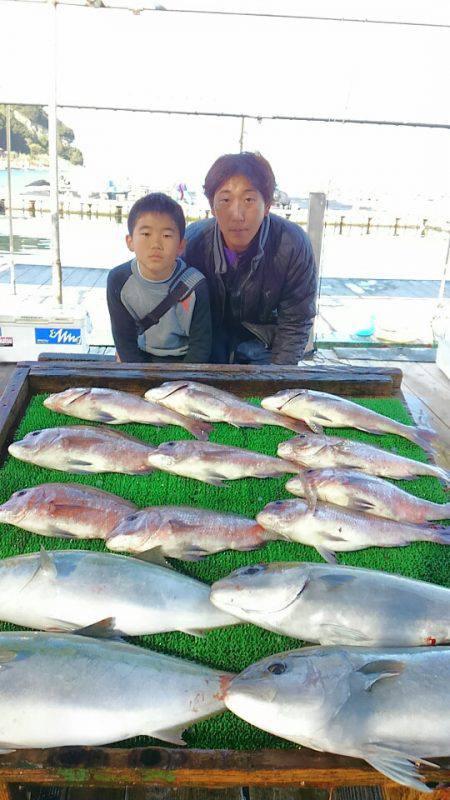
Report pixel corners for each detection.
[48,0,63,305]
[239,116,245,152]
[6,104,16,294]
[304,191,327,356]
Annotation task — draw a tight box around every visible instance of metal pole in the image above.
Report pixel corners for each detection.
[437,232,450,303]
[239,116,245,152]
[304,191,327,356]
[6,104,16,294]
[48,0,62,305]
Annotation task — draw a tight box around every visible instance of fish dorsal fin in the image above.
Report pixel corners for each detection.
[73,617,123,640]
[357,659,404,691]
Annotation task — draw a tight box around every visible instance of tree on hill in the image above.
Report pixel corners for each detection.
[0,105,83,166]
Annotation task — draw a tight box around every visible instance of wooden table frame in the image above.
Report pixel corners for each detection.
[0,360,448,799]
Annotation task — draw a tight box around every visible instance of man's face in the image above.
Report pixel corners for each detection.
[126,211,184,279]
[212,174,271,253]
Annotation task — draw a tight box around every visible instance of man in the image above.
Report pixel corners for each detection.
[184,152,317,364]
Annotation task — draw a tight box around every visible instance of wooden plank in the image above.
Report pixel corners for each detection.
[67,789,124,799]
[23,362,399,397]
[0,366,30,463]
[0,748,446,789]
[250,789,328,799]
[401,364,450,427]
[128,790,242,799]
[330,789,382,800]
[0,782,13,800]
[380,788,450,800]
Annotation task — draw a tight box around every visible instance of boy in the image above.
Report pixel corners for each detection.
[107,193,211,363]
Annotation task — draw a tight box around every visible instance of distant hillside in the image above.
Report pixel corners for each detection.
[0,105,83,166]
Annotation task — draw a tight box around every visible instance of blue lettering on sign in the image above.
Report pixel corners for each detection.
[35,327,82,345]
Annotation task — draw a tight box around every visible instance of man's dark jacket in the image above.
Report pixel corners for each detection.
[184,213,317,364]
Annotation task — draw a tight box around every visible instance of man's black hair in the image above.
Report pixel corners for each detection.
[203,152,276,206]
[127,193,186,238]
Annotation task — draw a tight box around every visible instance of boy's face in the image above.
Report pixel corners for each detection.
[211,174,271,253]
[126,211,185,280]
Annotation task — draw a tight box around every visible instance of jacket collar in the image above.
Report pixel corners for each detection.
[212,215,270,276]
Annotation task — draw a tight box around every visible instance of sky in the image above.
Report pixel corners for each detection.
[0,0,449,205]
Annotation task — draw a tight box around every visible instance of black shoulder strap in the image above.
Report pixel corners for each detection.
[135,267,197,335]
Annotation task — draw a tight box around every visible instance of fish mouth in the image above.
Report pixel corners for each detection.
[0,499,27,524]
[225,676,278,705]
[8,442,28,459]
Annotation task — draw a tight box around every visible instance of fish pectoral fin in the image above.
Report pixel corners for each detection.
[308,420,325,434]
[94,411,119,423]
[319,623,370,646]
[315,546,338,564]
[363,744,438,792]
[67,459,94,466]
[351,499,377,512]
[38,546,58,576]
[203,474,228,487]
[133,548,173,569]
[298,475,318,511]
[324,533,347,542]
[175,546,211,561]
[73,617,123,641]
[150,726,187,746]
[21,547,58,590]
[357,659,405,691]
[45,527,77,539]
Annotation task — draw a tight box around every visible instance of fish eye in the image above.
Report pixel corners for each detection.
[126,514,138,521]
[30,431,40,437]
[267,662,287,675]
[243,564,266,576]
[165,441,176,448]
[16,490,28,497]
[273,500,284,507]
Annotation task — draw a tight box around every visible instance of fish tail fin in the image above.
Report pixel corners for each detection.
[427,502,450,520]
[407,425,447,459]
[427,524,450,544]
[431,465,450,488]
[281,416,312,434]
[184,418,212,441]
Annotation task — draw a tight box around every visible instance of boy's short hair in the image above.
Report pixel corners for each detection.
[203,152,276,206]
[127,193,186,238]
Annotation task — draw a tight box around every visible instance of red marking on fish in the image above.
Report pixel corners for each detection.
[214,674,233,701]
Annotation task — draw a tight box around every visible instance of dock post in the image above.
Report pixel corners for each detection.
[304,191,326,356]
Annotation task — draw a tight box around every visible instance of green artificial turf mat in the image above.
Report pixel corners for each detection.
[0,393,448,751]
